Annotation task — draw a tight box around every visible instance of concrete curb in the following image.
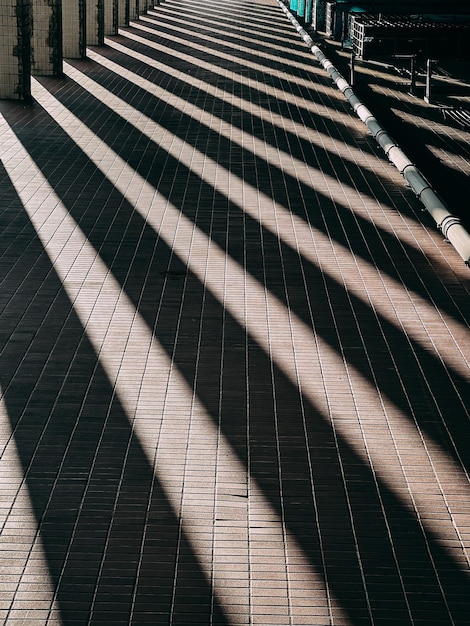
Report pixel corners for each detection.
[277,1,470,267]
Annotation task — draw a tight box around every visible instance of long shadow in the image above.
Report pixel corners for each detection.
[135,14,312,63]
[129,5,336,83]
[24,74,470,473]
[4,109,468,626]
[170,0,276,13]
[93,42,378,178]
[153,0,285,20]
[156,0,287,27]
[3,94,470,624]
[93,33,381,158]
[52,61,469,328]
[71,46,407,209]
[124,21,335,84]
[147,8,300,46]
[134,11,470,165]
[144,17,307,54]
[107,24,470,245]
[0,162,229,625]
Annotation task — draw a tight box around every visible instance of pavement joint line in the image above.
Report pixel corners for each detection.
[0,107,331,625]
[64,56,470,379]
[18,82,470,561]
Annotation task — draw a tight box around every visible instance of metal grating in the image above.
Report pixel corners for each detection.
[351,13,470,60]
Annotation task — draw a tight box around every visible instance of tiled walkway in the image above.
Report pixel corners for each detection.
[0,1,469,625]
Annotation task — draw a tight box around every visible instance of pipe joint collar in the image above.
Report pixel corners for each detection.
[440,214,462,236]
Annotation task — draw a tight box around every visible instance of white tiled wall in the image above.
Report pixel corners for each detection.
[104,0,118,36]
[0,0,139,98]
[118,0,128,27]
[0,0,31,99]
[86,0,104,45]
[31,0,61,76]
[62,0,86,58]
[129,0,138,21]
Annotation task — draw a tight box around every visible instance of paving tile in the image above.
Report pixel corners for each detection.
[0,0,469,625]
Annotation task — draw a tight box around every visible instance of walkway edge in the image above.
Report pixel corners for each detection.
[277,0,470,267]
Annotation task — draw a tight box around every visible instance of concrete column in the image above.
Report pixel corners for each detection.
[62,0,86,58]
[86,0,104,45]
[312,0,326,32]
[104,0,118,35]
[137,0,149,16]
[118,0,129,27]
[129,0,138,20]
[0,0,31,99]
[31,0,62,76]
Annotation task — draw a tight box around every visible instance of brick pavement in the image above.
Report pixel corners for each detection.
[0,0,469,625]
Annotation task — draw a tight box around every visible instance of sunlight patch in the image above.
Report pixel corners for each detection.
[0,111,334,625]
[0,395,62,624]
[24,83,470,574]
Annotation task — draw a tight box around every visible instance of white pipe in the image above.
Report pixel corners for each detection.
[277,0,470,266]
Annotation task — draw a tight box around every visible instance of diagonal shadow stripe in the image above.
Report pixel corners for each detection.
[29,71,470,483]
[147,8,300,47]
[92,30,469,264]
[108,22,360,127]
[63,52,464,319]
[0,163,230,626]
[88,31,380,161]
[135,12,311,65]
[123,21,343,94]
[141,4,470,234]
[6,80,466,548]
[135,4,470,182]
[159,0,284,23]
[2,87,469,625]
[70,47,385,187]
[34,68,469,375]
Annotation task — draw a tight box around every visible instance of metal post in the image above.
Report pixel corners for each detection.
[297,0,305,19]
[350,51,355,86]
[425,58,434,104]
[409,55,416,96]
[290,0,298,14]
